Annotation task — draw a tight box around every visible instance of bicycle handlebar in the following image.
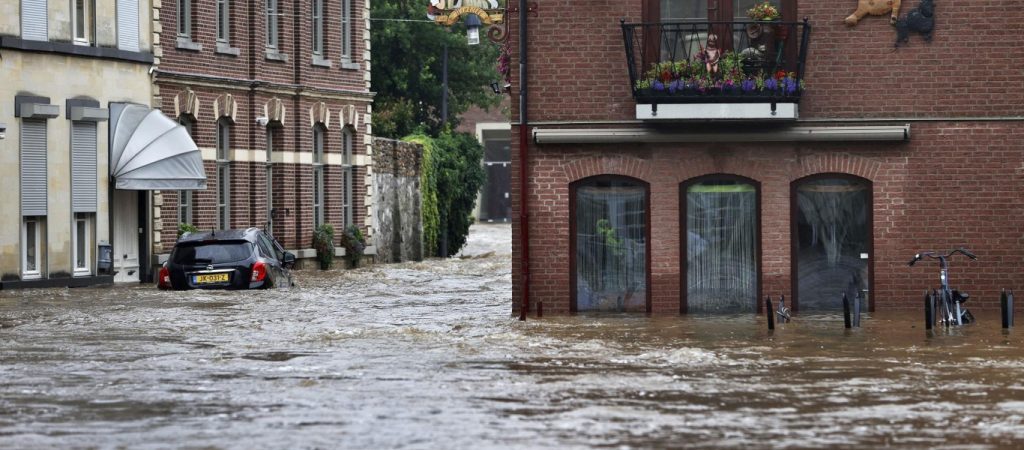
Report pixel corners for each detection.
[907,248,977,266]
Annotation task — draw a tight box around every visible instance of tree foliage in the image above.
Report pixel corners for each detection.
[371,0,502,138]
[405,131,486,257]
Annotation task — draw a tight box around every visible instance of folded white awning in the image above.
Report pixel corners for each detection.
[109,103,207,190]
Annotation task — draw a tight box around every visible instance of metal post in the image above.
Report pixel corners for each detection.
[766,296,775,330]
[1009,290,1015,327]
[843,293,852,329]
[537,300,543,318]
[924,290,933,331]
[853,291,862,327]
[1001,289,1010,329]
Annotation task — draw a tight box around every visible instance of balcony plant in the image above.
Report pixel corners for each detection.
[312,224,335,270]
[634,51,803,99]
[747,1,780,21]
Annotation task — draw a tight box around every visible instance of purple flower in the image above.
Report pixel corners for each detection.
[764,77,778,91]
[652,80,666,91]
[741,78,756,92]
[669,79,681,94]
[783,77,798,95]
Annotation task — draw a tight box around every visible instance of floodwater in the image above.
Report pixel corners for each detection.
[2,225,1024,449]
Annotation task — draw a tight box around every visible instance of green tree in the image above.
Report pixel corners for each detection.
[371,0,502,138]
[405,130,485,257]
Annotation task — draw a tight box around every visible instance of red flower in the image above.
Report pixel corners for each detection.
[661,70,672,83]
[775,70,786,80]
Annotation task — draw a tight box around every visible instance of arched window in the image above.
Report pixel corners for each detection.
[791,175,873,311]
[341,127,354,227]
[571,176,650,313]
[265,123,282,234]
[312,124,326,228]
[681,175,760,314]
[177,115,196,226]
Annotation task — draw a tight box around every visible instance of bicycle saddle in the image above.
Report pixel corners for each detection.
[952,290,969,303]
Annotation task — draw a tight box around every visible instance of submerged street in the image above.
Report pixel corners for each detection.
[2,224,1024,449]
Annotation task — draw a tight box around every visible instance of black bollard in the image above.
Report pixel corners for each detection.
[853,291,862,327]
[1009,290,1015,327]
[1001,290,1009,329]
[924,291,934,331]
[766,295,775,330]
[843,293,852,329]
[537,300,543,318]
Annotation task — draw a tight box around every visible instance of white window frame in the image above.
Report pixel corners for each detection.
[341,0,352,62]
[72,0,94,45]
[217,119,231,229]
[342,127,354,227]
[265,128,275,234]
[178,191,192,224]
[22,217,42,280]
[73,214,92,277]
[266,0,279,49]
[217,0,230,43]
[177,0,191,38]
[312,0,324,55]
[313,125,325,228]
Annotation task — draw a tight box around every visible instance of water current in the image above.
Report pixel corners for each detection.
[1,225,1023,449]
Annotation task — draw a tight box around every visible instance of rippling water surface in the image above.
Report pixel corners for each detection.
[2,226,1023,449]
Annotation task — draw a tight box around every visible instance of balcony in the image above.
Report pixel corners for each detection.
[622,20,810,121]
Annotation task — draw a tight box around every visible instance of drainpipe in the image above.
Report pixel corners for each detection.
[517,0,530,321]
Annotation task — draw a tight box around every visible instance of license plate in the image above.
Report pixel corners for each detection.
[193,273,229,284]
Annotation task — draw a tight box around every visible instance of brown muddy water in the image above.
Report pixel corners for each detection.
[2,252,1023,449]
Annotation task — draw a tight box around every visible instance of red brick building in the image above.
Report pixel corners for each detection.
[153,0,373,260]
[510,0,1024,315]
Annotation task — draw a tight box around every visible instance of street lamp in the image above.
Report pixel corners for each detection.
[464,13,482,45]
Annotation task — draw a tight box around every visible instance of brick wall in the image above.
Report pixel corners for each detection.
[507,1,1024,314]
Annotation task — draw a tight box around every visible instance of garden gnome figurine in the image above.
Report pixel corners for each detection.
[704,34,721,76]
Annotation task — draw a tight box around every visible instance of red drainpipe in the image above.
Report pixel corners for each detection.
[517,0,530,321]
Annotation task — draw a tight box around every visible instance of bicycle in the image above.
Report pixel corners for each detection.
[908,248,977,327]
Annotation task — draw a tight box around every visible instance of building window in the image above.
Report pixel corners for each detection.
[116,0,140,51]
[313,125,325,228]
[73,213,93,277]
[341,128,354,227]
[217,0,230,43]
[571,176,649,313]
[265,127,277,234]
[341,0,352,61]
[177,116,194,225]
[72,0,95,45]
[266,0,279,49]
[177,0,191,38]
[70,121,98,214]
[217,118,231,229]
[682,176,759,314]
[312,0,324,55]
[22,217,43,280]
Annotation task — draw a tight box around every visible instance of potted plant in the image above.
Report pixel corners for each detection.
[312,224,335,270]
[339,225,366,268]
[747,1,787,40]
[178,223,198,238]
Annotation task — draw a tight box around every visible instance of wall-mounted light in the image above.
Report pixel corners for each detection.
[465,13,482,45]
[490,81,501,94]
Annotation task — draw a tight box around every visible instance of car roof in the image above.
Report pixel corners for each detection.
[178,228,262,243]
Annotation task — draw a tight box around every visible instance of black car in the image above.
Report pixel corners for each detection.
[158,228,296,290]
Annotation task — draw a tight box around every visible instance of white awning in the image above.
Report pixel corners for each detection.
[109,103,207,190]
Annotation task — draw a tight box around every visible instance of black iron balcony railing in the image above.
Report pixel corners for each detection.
[622,20,811,104]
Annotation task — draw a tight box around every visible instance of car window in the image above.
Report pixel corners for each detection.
[264,235,286,261]
[172,241,253,265]
[256,237,275,260]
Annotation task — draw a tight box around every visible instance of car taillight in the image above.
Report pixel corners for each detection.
[251,261,267,282]
[158,266,171,289]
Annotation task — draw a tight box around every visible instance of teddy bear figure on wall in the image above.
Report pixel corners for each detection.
[845,0,903,26]
[895,0,935,47]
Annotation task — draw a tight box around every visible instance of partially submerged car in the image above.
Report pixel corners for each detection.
[158,228,295,290]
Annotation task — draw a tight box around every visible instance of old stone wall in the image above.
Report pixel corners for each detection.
[373,138,423,263]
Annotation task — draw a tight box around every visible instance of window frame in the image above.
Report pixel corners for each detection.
[312,0,324,55]
[340,0,352,62]
[679,174,762,314]
[341,127,354,227]
[73,213,92,277]
[313,125,326,228]
[22,217,42,280]
[216,0,230,43]
[72,0,95,45]
[216,118,231,229]
[568,175,652,314]
[178,115,195,225]
[177,0,191,38]
[266,0,279,49]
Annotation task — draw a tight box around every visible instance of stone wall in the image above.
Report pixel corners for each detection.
[373,138,423,263]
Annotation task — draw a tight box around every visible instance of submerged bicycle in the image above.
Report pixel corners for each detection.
[908,248,977,327]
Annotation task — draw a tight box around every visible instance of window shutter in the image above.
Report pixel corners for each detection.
[72,122,98,213]
[117,0,140,51]
[20,120,47,216]
[21,0,48,41]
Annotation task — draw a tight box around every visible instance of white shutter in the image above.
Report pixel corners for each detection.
[71,122,98,213]
[117,0,140,51]
[21,0,48,41]
[20,120,47,216]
